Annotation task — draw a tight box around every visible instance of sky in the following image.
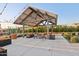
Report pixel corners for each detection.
[0,3,79,25]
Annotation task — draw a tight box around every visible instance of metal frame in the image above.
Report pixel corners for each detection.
[14,7,57,39]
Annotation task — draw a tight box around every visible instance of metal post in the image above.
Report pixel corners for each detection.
[23,24,25,37]
[47,20,49,39]
[52,25,54,35]
[36,26,38,39]
[8,26,11,35]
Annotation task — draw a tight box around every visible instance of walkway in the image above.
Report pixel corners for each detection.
[4,35,79,56]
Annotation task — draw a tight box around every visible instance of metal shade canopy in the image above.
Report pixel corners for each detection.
[14,6,58,27]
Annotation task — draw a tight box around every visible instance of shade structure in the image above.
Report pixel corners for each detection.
[14,6,58,39]
[14,6,58,27]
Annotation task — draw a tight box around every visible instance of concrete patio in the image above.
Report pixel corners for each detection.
[4,35,79,56]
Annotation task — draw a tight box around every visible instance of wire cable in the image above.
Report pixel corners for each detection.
[0,3,8,15]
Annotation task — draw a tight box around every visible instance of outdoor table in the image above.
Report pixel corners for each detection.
[26,34,34,38]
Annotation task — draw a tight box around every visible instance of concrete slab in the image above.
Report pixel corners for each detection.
[4,35,79,56]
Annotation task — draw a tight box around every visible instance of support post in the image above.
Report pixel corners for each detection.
[23,24,25,37]
[36,26,38,38]
[47,20,49,39]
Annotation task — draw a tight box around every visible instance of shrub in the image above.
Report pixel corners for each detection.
[76,26,79,32]
[70,36,79,43]
[72,32,75,36]
[63,32,71,41]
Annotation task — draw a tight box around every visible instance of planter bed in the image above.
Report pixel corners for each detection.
[10,34,17,39]
[0,47,7,56]
[49,35,55,40]
[0,39,11,47]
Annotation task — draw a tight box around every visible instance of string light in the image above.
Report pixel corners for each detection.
[0,3,8,15]
[0,3,28,23]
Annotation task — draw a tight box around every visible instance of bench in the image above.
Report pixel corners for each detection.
[0,39,11,47]
[0,48,7,56]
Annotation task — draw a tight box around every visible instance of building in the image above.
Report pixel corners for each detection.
[61,23,79,28]
[0,23,22,29]
[0,23,22,35]
[72,23,79,27]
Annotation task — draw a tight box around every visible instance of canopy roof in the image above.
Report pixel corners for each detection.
[14,6,58,27]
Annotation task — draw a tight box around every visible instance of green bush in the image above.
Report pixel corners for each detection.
[72,32,75,36]
[76,26,79,32]
[63,32,79,43]
[70,36,79,43]
[63,32,71,41]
